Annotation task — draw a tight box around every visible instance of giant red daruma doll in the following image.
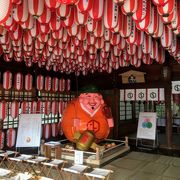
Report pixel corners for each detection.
[61,86,114,150]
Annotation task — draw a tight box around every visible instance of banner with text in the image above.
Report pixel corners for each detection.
[137,112,157,140]
[16,114,42,147]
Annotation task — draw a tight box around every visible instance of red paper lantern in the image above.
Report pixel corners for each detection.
[0,0,12,24]
[37,75,44,91]
[14,72,23,91]
[104,0,119,29]
[6,128,16,148]
[10,101,19,119]
[3,71,12,90]
[0,101,7,120]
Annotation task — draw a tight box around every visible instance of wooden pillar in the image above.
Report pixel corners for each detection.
[163,66,172,149]
[113,88,119,139]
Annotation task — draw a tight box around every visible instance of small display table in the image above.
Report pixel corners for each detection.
[44,141,62,159]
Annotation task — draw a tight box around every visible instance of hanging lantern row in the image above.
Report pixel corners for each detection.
[37,75,71,92]
[43,123,61,139]
[2,71,71,92]
[3,71,32,90]
[0,0,179,75]
[0,122,62,149]
[0,128,16,149]
[0,100,68,121]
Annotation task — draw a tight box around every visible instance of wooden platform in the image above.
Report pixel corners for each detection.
[60,138,130,167]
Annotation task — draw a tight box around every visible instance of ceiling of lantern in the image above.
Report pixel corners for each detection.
[0,0,179,77]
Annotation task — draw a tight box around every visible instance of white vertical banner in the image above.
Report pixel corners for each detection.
[74,150,83,165]
[136,89,146,101]
[147,89,158,101]
[172,81,180,94]
[120,89,125,101]
[159,88,165,101]
[137,112,157,140]
[125,89,135,101]
[16,114,42,147]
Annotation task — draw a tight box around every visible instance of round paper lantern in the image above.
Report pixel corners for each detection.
[37,75,44,91]
[135,1,151,31]
[156,47,165,64]
[62,7,74,27]
[86,16,97,33]
[160,26,173,48]
[37,6,51,24]
[49,12,61,31]
[51,101,58,115]
[104,0,119,29]
[87,33,97,45]
[74,7,88,25]
[10,101,19,119]
[28,0,44,17]
[0,101,7,120]
[146,6,158,35]
[95,37,104,49]
[157,0,175,16]
[14,73,23,90]
[153,15,164,38]
[133,58,141,67]
[45,0,60,9]
[77,0,93,13]
[43,124,51,139]
[30,101,37,113]
[2,11,16,30]
[6,128,16,148]
[142,54,153,65]
[150,40,158,59]
[52,77,59,92]
[13,0,29,23]
[21,14,34,30]
[0,131,5,149]
[51,123,58,137]
[21,101,29,113]
[0,0,12,24]
[110,33,120,46]
[25,74,33,91]
[66,79,71,91]
[44,101,51,115]
[3,71,12,90]
[142,34,152,54]
[132,0,148,21]
[23,31,33,46]
[56,4,70,19]
[121,0,137,15]
[59,78,65,92]
[127,44,136,55]
[10,25,23,41]
[89,0,104,20]
[131,54,138,66]
[120,14,132,38]
[37,101,44,114]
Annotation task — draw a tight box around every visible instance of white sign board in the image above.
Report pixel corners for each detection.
[147,89,158,101]
[16,114,42,147]
[136,89,146,101]
[74,150,83,165]
[125,89,135,101]
[172,81,180,94]
[137,112,157,140]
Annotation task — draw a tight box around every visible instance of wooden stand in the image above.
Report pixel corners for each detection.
[44,144,62,159]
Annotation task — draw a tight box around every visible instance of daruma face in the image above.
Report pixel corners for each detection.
[79,93,104,114]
